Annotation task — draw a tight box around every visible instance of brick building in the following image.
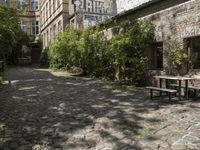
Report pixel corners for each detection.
[112,0,200,83]
[40,0,69,48]
[1,0,40,64]
[69,0,117,29]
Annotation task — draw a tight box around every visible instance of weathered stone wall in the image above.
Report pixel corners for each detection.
[142,0,200,85]
[106,0,200,85]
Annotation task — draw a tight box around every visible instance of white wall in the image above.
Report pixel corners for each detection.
[116,0,152,13]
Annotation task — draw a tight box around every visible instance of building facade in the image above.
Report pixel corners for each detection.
[69,0,117,29]
[1,0,117,48]
[1,0,41,63]
[113,0,200,84]
[1,0,40,38]
[40,0,69,48]
[116,0,152,13]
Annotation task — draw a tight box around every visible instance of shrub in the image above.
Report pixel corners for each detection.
[46,20,154,86]
[48,26,80,69]
[40,47,49,67]
[78,27,114,78]
[108,20,154,85]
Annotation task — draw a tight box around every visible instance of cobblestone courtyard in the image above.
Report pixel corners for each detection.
[0,67,200,150]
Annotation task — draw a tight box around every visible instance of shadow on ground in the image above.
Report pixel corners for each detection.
[0,67,199,150]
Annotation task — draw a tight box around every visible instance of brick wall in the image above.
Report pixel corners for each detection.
[107,0,200,86]
[142,0,200,85]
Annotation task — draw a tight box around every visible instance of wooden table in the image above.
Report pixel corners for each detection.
[154,75,195,100]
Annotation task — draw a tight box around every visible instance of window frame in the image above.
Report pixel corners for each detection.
[186,36,200,69]
[31,20,39,35]
[150,42,164,70]
[21,20,27,32]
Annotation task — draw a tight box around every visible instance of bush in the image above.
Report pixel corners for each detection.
[108,20,154,85]
[47,20,154,86]
[48,26,80,69]
[40,47,49,67]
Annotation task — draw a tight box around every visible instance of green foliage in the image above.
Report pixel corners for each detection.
[0,5,29,64]
[47,20,154,86]
[40,47,49,67]
[108,20,154,85]
[48,26,80,69]
[167,41,189,75]
[78,27,114,78]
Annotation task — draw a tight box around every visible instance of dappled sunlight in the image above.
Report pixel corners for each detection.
[18,86,36,91]
[12,96,23,100]
[0,67,200,149]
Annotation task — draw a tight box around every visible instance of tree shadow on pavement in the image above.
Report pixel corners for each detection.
[0,67,199,150]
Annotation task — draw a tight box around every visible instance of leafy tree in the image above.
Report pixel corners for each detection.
[48,26,80,69]
[167,41,189,75]
[78,27,113,78]
[47,20,154,86]
[0,5,29,64]
[108,20,154,85]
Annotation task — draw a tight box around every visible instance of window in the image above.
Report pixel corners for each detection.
[43,8,45,22]
[31,0,39,11]
[5,0,11,7]
[49,0,52,15]
[31,20,39,35]
[58,21,62,32]
[187,36,200,69]
[17,0,26,10]
[46,30,49,45]
[46,3,48,19]
[50,28,52,43]
[53,25,56,40]
[150,42,163,70]
[21,20,26,32]
[57,0,60,8]
[53,0,55,12]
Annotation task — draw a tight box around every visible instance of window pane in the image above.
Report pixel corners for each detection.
[188,37,200,69]
[151,42,163,69]
[21,20,26,32]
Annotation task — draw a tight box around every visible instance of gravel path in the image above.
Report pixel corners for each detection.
[0,67,199,150]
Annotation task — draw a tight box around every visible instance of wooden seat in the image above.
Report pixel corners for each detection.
[146,86,177,101]
[170,84,200,97]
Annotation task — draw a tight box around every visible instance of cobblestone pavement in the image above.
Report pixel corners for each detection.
[0,67,200,150]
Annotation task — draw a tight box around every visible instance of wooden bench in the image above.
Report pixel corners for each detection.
[146,86,177,101]
[170,84,200,97]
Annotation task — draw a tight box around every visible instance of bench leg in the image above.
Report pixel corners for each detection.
[169,93,172,101]
[174,87,177,96]
[194,90,197,97]
[150,89,153,99]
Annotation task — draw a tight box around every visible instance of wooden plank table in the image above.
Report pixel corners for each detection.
[154,75,195,100]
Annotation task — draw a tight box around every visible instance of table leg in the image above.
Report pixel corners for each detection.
[185,80,188,100]
[166,79,169,96]
[160,78,162,96]
[178,80,181,100]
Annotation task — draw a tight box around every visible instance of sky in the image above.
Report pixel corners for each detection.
[116,0,152,13]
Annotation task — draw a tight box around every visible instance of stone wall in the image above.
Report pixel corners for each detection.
[109,0,200,86]
[141,0,200,85]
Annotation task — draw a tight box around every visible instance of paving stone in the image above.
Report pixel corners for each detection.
[0,67,200,149]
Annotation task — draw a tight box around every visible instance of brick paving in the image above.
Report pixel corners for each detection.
[0,67,200,150]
